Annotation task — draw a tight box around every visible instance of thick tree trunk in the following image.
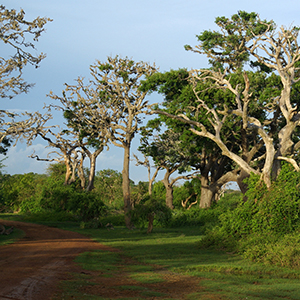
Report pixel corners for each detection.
[200,169,239,208]
[165,184,174,209]
[86,155,96,191]
[123,144,132,229]
[199,176,215,208]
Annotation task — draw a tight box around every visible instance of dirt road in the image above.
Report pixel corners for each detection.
[0,220,115,300]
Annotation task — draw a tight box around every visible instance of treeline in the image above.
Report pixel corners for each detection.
[2,7,300,269]
[0,163,223,220]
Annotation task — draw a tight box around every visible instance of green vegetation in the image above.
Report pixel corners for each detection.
[0,226,24,246]
[2,178,300,299]
[50,225,300,299]
[199,164,300,269]
[2,8,300,300]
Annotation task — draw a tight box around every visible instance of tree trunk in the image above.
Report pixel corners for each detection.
[63,156,72,186]
[162,169,174,209]
[200,169,239,208]
[77,155,86,189]
[148,166,160,196]
[199,175,215,208]
[165,184,174,209]
[123,143,132,229]
[86,154,96,191]
[147,214,154,234]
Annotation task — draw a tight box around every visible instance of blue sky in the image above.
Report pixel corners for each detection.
[1,0,299,184]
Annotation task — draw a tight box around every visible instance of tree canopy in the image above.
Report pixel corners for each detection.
[155,11,300,190]
[0,5,52,99]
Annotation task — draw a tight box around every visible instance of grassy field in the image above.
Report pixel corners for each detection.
[1,214,300,299]
[69,226,300,300]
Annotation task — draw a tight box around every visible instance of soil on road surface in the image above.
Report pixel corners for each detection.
[0,220,219,300]
[0,220,116,300]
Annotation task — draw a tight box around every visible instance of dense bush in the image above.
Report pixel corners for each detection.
[219,164,300,238]
[199,164,300,268]
[93,169,124,209]
[0,173,46,213]
[0,167,107,221]
[130,195,172,233]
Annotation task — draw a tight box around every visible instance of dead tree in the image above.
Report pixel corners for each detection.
[133,153,161,196]
[89,56,157,228]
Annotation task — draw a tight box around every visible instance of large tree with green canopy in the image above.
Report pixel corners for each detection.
[141,69,247,207]
[154,11,300,191]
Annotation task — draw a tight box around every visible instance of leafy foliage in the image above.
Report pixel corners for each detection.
[130,195,171,232]
[185,11,272,71]
[198,164,300,267]
[93,169,123,209]
[219,164,300,237]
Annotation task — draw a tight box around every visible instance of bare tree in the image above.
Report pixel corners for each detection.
[90,56,156,228]
[47,76,113,191]
[133,153,161,196]
[0,5,52,99]
[1,110,86,186]
[0,5,51,156]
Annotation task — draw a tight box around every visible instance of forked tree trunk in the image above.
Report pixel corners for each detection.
[162,169,174,209]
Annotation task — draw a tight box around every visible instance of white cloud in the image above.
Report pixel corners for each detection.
[2,144,51,175]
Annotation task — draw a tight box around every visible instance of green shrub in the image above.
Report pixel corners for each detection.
[198,164,300,268]
[197,226,237,251]
[100,211,125,226]
[22,210,78,223]
[130,195,171,233]
[217,164,300,239]
[80,218,102,229]
[241,233,300,268]
[68,191,107,221]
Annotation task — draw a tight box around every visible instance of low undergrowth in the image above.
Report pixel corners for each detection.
[55,226,300,300]
[0,227,25,246]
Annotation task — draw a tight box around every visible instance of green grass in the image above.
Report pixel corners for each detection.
[0,227,25,245]
[129,272,164,284]
[71,226,300,299]
[2,213,300,299]
[75,250,121,276]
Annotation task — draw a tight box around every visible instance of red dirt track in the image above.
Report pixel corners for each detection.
[0,220,221,300]
[0,220,116,300]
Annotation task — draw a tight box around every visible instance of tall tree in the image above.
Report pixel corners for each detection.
[90,56,156,228]
[139,127,198,209]
[141,69,238,207]
[157,11,300,190]
[48,76,113,191]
